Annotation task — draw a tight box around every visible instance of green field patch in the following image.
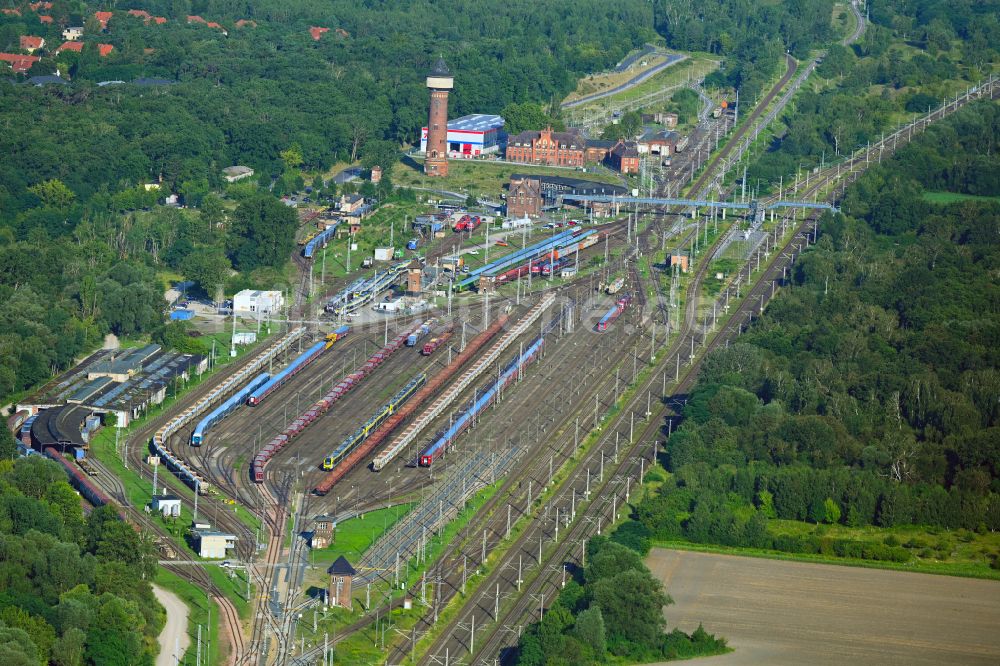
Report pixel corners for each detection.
[922,191,1000,204]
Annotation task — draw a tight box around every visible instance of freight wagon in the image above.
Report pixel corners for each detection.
[251,321,425,483]
[44,447,121,514]
[421,329,453,356]
[191,373,269,445]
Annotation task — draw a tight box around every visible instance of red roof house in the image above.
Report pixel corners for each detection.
[20,36,45,53]
[1,8,22,16]
[186,15,205,24]
[29,2,52,10]
[57,41,84,53]
[127,9,151,20]
[153,16,167,25]
[309,26,329,41]
[97,43,113,57]
[94,11,113,29]
[235,19,257,28]
[0,53,40,73]
[206,21,226,33]
[39,15,53,23]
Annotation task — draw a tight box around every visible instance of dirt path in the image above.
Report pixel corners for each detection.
[647,548,1000,665]
[153,584,191,666]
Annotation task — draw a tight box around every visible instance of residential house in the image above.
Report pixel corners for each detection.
[97,44,113,57]
[309,26,329,41]
[20,36,44,53]
[1,8,21,16]
[94,11,112,30]
[62,27,83,41]
[57,41,83,54]
[0,53,40,74]
[38,15,52,24]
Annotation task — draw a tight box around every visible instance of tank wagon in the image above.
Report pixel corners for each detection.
[419,337,544,466]
[191,373,269,445]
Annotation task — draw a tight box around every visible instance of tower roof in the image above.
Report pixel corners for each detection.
[430,56,450,77]
[327,556,356,576]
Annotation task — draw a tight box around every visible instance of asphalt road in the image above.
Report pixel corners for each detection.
[561,53,687,110]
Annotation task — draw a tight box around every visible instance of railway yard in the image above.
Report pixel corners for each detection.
[17,30,999,664]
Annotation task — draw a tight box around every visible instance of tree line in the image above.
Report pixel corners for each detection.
[515,536,727,665]
[0,436,162,665]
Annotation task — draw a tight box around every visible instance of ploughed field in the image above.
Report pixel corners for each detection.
[646,548,1000,665]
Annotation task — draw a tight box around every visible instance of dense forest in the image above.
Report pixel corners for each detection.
[748,0,1000,188]
[0,429,162,664]
[0,0,656,405]
[654,0,836,98]
[515,536,727,665]
[630,102,1000,563]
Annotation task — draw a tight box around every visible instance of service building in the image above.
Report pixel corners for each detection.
[233,290,284,315]
[420,114,505,158]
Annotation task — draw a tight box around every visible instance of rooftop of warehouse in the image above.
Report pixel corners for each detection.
[447,114,505,132]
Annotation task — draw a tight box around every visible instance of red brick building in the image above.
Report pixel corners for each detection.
[608,140,640,174]
[424,57,453,177]
[506,176,542,218]
[327,556,355,609]
[506,127,585,167]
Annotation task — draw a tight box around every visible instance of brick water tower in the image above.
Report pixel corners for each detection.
[424,57,453,177]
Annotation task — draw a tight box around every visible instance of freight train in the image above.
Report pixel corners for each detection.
[150,327,305,495]
[303,223,339,259]
[247,327,347,406]
[191,373,269,445]
[421,329,453,356]
[251,322,424,483]
[43,447,121,513]
[321,373,426,470]
[596,294,632,332]
[419,337,544,467]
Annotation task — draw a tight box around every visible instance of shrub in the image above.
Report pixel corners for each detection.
[884,534,900,547]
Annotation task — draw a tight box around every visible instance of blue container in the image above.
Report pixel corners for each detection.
[170,309,195,321]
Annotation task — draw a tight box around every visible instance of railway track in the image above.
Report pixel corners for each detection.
[421,71,1000,666]
[83,454,248,663]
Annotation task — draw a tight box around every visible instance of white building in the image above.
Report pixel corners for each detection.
[195,529,237,559]
[222,165,254,183]
[420,114,505,158]
[233,290,284,315]
[151,494,181,517]
[62,27,84,41]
